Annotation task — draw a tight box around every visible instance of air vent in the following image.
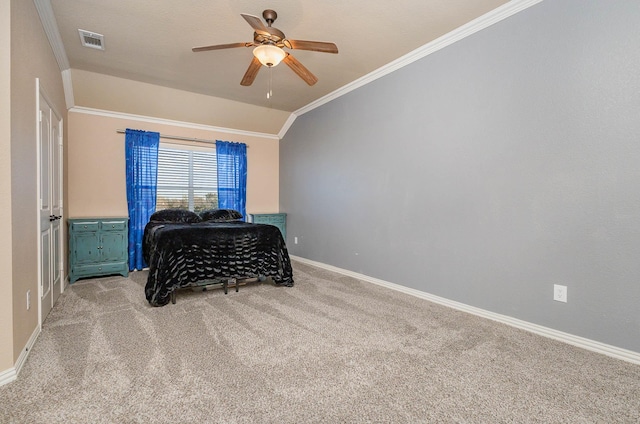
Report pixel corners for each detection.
[78,29,105,50]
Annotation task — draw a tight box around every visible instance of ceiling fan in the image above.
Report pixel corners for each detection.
[192,9,338,87]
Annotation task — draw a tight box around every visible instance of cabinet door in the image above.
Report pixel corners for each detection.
[251,214,286,239]
[73,232,101,265]
[101,232,127,262]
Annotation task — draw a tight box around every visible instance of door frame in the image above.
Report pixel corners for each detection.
[36,78,64,327]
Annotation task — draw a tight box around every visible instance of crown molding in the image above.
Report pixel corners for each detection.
[61,69,74,109]
[69,106,280,140]
[35,0,543,140]
[33,0,69,71]
[34,0,76,110]
[291,255,640,366]
[277,113,298,139]
[282,0,544,136]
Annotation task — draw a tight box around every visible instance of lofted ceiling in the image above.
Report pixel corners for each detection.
[47,0,513,133]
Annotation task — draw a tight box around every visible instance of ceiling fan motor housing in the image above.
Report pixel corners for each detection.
[262,9,278,25]
[255,9,286,46]
[254,28,286,46]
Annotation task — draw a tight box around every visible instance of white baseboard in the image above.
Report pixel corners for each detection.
[0,324,41,387]
[291,255,640,365]
[15,325,41,375]
[0,366,17,387]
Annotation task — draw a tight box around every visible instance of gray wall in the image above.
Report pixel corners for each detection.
[280,0,640,353]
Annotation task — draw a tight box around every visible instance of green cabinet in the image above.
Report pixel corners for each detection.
[248,213,287,240]
[68,217,129,283]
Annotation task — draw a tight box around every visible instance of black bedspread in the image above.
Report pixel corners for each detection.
[143,221,294,306]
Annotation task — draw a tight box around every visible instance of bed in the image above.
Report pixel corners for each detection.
[142,209,294,306]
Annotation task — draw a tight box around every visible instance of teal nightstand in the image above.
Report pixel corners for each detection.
[68,217,129,283]
[248,213,286,240]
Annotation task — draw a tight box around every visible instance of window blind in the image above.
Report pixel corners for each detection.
[156,144,218,212]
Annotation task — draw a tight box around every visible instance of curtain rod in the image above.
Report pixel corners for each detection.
[116,129,215,145]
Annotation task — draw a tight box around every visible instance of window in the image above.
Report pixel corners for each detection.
[156,143,218,212]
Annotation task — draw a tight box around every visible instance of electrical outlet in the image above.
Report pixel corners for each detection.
[553,284,567,303]
[294,236,298,244]
[27,290,31,310]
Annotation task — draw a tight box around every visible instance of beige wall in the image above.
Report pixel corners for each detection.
[68,110,280,218]
[71,69,291,136]
[1,0,13,372]
[8,0,66,366]
[3,0,281,380]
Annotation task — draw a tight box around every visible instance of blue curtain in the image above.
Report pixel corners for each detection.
[125,129,160,271]
[216,140,247,219]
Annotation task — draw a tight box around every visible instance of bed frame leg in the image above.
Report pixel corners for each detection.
[223,280,228,295]
[171,291,176,304]
[233,278,238,292]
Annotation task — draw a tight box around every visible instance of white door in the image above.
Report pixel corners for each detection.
[38,88,63,323]
[51,105,62,306]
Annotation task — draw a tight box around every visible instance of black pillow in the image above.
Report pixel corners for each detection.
[200,209,243,222]
[149,209,202,223]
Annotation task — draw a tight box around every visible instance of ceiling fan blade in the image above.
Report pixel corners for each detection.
[283,53,318,86]
[192,42,251,52]
[286,39,338,54]
[240,13,270,36]
[241,57,262,86]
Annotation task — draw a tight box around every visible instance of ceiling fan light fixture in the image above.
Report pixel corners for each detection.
[253,44,286,67]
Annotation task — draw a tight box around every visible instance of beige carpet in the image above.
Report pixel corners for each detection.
[2,260,639,423]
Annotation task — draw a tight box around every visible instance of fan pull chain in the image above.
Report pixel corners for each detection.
[267,67,273,101]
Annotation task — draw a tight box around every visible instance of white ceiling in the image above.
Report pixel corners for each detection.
[49,0,511,115]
